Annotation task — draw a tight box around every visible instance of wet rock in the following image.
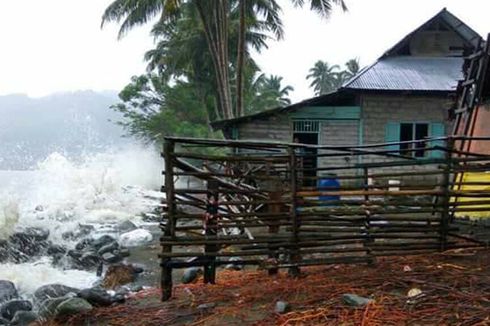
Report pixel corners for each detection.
[10,311,38,325]
[182,267,202,284]
[38,296,73,318]
[119,229,152,247]
[117,220,138,233]
[33,284,79,305]
[225,257,244,271]
[0,317,9,325]
[275,301,290,314]
[128,284,143,292]
[342,294,373,307]
[131,264,144,274]
[75,238,94,251]
[0,300,33,320]
[78,252,101,269]
[102,264,137,289]
[101,252,123,264]
[78,287,113,307]
[92,235,116,250]
[67,249,82,259]
[197,302,216,310]
[55,297,92,317]
[0,281,18,303]
[112,294,125,304]
[17,228,49,241]
[116,248,131,258]
[47,244,66,256]
[114,286,130,297]
[97,241,119,256]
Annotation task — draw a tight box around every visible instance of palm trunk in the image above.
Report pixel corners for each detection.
[195,0,233,120]
[235,0,246,118]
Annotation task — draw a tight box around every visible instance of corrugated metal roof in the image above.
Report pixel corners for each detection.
[342,56,463,91]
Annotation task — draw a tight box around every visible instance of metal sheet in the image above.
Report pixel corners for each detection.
[343,56,463,92]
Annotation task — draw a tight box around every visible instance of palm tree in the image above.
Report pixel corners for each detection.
[102,0,347,119]
[306,61,341,95]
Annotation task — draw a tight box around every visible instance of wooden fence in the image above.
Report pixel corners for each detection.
[160,136,490,300]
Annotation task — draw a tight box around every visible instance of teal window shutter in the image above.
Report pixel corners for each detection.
[430,123,445,158]
[385,122,400,152]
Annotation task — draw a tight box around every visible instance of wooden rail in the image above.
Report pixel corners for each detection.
[159,136,490,300]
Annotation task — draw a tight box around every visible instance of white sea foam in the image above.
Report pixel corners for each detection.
[0,145,163,296]
[0,258,98,298]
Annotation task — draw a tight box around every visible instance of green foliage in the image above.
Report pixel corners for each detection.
[306,58,360,96]
[112,74,219,143]
[246,73,294,114]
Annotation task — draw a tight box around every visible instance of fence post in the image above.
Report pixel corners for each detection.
[288,146,301,277]
[204,179,219,284]
[440,137,454,251]
[161,139,175,301]
[363,167,375,265]
[267,175,281,276]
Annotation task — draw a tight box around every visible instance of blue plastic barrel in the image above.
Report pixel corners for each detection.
[318,174,340,204]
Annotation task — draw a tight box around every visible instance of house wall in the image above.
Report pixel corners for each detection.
[360,93,452,184]
[361,93,450,144]
[236,114,291,142]
[460,104,490,154]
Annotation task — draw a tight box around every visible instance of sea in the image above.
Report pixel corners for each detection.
[0,146,164,298]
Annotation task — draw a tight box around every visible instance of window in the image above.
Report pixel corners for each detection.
[386,122,445,158]
[400,123,429,157]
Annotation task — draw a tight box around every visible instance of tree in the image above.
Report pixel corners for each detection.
[306,58,361,95]
[102,0,346,120]
[111,74,217,143]
[246,73,294,114]
[306,61,341,95]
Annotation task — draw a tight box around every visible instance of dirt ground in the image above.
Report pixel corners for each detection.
[46,248,490,326]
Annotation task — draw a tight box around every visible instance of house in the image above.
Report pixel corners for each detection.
[211,8,483,176]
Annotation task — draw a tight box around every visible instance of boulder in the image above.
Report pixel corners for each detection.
[101,252,123,264]
[0,281,18,303]
[78,287,113,307]
[116,248,131,258]
[92,235,116,250]
[78,252,101,269]
[274,301,291,314]
[33,284,79,305]
[225,257,244,271]
[117,220,138,233]
[38,296,74,318]
[182,267,202,284]
[197,302,216,310]
[0,300,33,320]
[119,229,152,247]
[97,241,119,256]
[128,284,143,293]
[75,238,93,251]
[47,244,66,255]
[9,311,38,325]
[55,298,92,317]
[342,294,373,307]
[16,228,49,241]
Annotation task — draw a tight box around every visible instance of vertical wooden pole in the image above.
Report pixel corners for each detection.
[267,185,281,276]
[440,137,453,251]
[363,167,375,265]
[161,139,175,301]
[204,179,219,284]
[288,146,301,277]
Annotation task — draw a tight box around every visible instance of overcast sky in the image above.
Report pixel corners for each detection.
[0,0,489,102]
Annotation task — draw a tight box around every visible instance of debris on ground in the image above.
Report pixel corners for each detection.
[43,249,490,325]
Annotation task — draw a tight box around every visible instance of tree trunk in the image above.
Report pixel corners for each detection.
[235,0,246,118]
[195,0,233,120]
